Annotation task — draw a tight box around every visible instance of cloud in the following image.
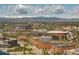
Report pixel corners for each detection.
[12,4,65,15]
[1,4,76,17]
[67,6,79,14]
[0,5,16,15]
[12,5,33,15]
[43,5,65,14]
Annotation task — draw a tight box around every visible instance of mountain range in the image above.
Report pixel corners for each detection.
[0,17,79,23]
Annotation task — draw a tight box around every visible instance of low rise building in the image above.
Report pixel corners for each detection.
[39,35,52,43]
[14,25,32,30]
[4,39,19,47]
[47,30,70,41]
[49,42,76,54]
[32,29,47,36]
[64,48,79,55]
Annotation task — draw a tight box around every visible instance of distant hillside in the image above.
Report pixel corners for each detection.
[0,17,79,23]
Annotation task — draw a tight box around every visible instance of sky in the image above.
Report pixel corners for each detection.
[0,4,79,18]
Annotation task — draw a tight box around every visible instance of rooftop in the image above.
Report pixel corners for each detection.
[50,42,74,48]
[47,30,69,34]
